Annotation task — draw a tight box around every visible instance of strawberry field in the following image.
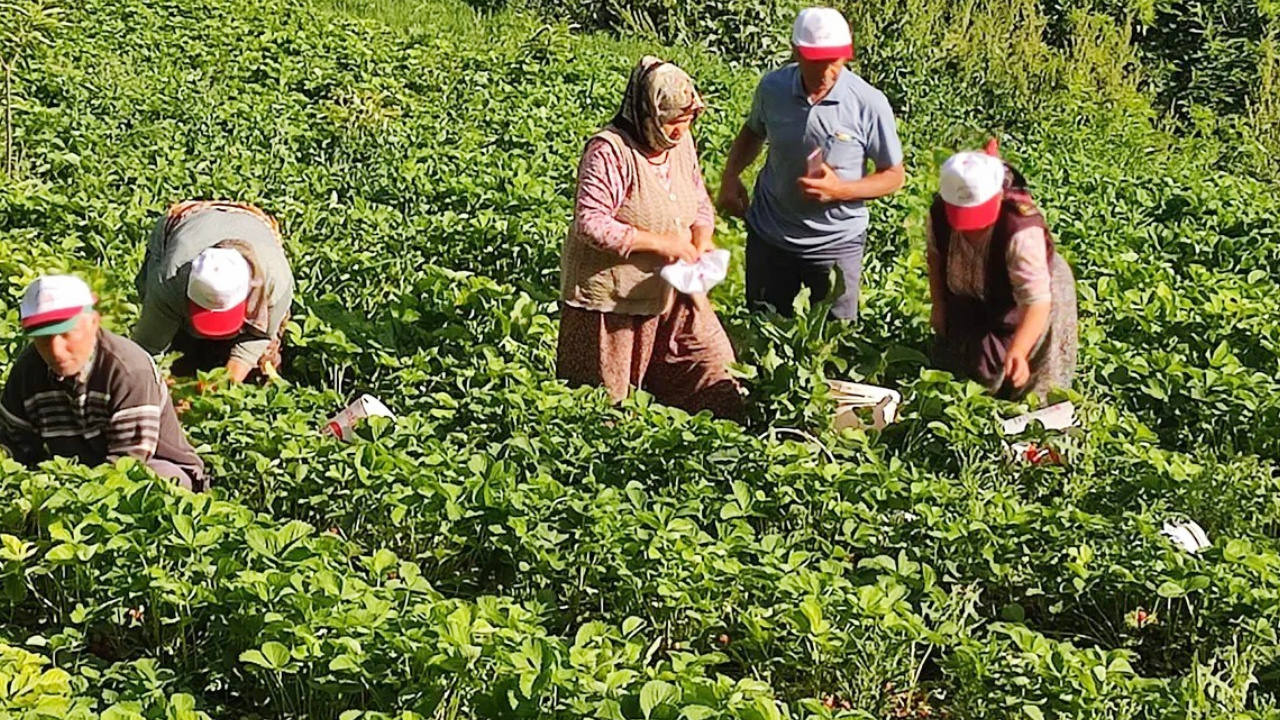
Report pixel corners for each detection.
[2,0,1280,717]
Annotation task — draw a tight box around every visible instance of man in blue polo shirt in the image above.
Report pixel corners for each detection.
[718,7,904,320]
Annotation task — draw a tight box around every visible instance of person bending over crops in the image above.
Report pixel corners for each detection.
[0,275,206,490]
[927,141,1078,400]
[557,56,744,420]
[717,7,905,321]
[133,201,295,384]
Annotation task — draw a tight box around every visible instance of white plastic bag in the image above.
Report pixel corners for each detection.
[660,249,730,295]
[324,394,396,441]
[827,380,901,431]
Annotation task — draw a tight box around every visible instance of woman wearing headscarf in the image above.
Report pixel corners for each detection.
[557,56,744,420]
[927,140,1078,400]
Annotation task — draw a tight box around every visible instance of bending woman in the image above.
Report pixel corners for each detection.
[557,56,744,420]
[927,142,1078,400]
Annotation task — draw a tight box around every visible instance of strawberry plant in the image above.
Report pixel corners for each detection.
[0,0,1279,716]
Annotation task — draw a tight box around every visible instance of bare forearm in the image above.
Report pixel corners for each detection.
[927,250,945,306]
[692,223,714,251]
[226,359,253,383]
[631,230,672,255]
[722,126,765,180]
[836,164,905,202]
[1009,302,1051,358]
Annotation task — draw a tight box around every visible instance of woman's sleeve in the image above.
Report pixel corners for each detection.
[1007,226,1052,306]
[573,138,637,256]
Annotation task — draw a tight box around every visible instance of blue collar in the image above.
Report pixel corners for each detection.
[790,64,852,105]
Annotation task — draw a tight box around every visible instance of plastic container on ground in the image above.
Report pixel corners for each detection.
[324,394,396,441]
[827,379,901,431]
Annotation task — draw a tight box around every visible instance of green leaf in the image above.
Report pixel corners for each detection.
[1156,581,1185,599]
[102,706,146,720]
[369,548,397,574]
[680,706,717,720]
[1001,602,1026,622]
[1224,539,1249,562]
[329,655,361,673]
[519,669,538,699]
[166,694,197,720]
[245,528,273,558]
[622,617,645,637]
[239,649,271,669]
[1023,706,1045,720]
[172,516,195,545]
[719,502,745,520]
[747,696,782,720]
[640,680,678,720]
[45,543,77,561]
[262,641,291,669]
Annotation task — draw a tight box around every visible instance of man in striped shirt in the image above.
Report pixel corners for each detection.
[0,275,206,490]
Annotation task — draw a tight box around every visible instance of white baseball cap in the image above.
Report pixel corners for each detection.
[792,8,854,61]
[938,151,1007,230]
[187,247,251,339]
[20,274,96,336]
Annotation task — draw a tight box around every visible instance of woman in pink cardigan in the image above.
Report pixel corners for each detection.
[557,57,744,421]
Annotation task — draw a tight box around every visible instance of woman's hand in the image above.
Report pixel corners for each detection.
[692,224,716,255]
[662,230,699,264]
[1003,350,1032,389]
[665,234,696,262]
[634,227,697,264]
[1005,301,1051,391]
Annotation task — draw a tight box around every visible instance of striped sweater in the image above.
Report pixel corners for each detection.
[0,330,204,480]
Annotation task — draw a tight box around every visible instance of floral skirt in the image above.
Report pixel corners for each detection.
[557,295,744,421]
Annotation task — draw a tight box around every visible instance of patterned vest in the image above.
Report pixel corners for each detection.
[560,127,701,315]
[929,164,1055,334]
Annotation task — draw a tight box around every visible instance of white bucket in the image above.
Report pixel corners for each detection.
[827,380,901,431]
[1162,519,1211,554]
[324,394,396,441]
[1001,401,1076,436]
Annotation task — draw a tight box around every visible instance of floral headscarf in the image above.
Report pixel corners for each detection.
[610,56,705,154]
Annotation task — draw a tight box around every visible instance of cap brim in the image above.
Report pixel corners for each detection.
[188,299,247,339]
[24,313,89,335]
[945,194,1002,231]
[795,44,853,61]
[23,305,92,336]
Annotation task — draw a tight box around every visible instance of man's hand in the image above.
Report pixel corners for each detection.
[798,164,847,203]
[718,125,765,218]
[1004,350,1032,390]
[715,175,750,218]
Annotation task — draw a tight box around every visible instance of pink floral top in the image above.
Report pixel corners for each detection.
[573,136,715,256]
[927,223,1053,307]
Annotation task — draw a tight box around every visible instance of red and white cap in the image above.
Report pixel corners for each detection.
[938,151,1007,231]
[20,275,96,337]
[187,247,251,339]
[792,8,854,61]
